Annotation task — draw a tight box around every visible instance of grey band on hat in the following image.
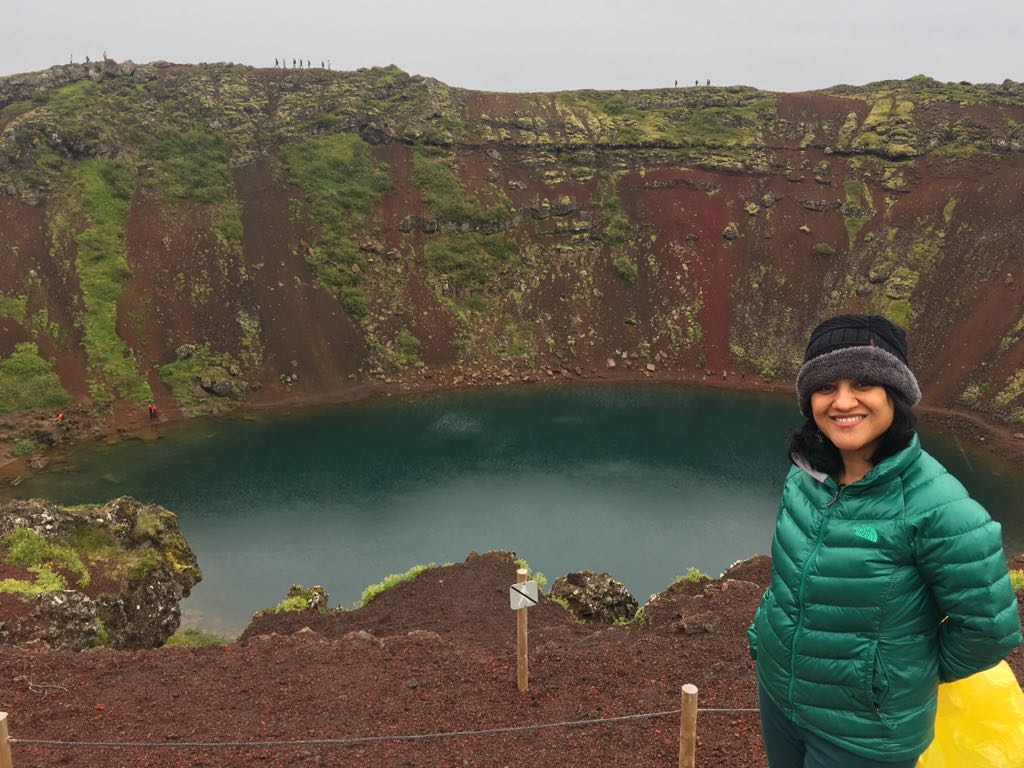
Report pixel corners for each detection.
[796,345,921,417]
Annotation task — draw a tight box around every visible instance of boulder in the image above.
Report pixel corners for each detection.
[721,222,740,241]
[0,590,98,650]
[549,571,638,624]
[0,497,202,650]
[200,377,237,398]
[33,424,60,446]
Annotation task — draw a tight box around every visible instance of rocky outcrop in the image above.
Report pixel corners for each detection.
[0,60,138,109]
[0,497,201,650]
[285,584,330,611]
[549,570,638,623]
[0,590,99,650]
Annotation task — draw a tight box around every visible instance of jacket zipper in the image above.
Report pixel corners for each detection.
[788,483,841,711]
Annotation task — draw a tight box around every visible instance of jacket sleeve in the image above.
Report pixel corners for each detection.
[913,494,1023,683]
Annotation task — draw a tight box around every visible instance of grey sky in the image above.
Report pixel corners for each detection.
[5,0,1022,92]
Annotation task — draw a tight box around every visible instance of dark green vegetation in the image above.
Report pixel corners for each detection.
[0,524,168,600]
[281,132,391,320]
[0,342,69,413]
[50,160,152,404]
[164,628,229,647]
[0,528,89,596]
[410,145,512,224]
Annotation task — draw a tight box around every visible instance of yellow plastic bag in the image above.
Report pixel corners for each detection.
[917,661,1024,768]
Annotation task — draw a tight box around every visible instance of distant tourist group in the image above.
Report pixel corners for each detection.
[275,59,330,69]
[674,78,711,87]
[69,51,109,65]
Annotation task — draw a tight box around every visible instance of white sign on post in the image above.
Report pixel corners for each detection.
[509,579,539,610]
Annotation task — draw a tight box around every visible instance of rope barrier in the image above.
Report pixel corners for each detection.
[8,706,760,750]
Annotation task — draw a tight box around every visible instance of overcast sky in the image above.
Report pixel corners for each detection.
[4,0,1022,92]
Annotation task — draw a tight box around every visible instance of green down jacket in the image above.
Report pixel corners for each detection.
[748,434,1022,762]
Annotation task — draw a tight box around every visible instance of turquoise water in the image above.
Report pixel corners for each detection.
[5,385,1023,636]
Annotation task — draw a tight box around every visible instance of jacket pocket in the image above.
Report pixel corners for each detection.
[748,589,773,660]
[871,646,895,729]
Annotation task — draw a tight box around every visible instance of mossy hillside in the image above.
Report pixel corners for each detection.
[157,344,244,415]
[0,341,70,413]
[51,159,151,404]
[423,232,520,309]
[141,126,244,250]
[499,88,776,167]
[410,145,513,225]
[0,293,27,321]
[830,75,1024,109]
[850,96,918,158]
[827,77,1024,157]
[280,132,391,321]
[729,263,806,378]
[862,220,946,327]
[842,178,874,243]
[4,70,1020,209]
[999,314,1024,353]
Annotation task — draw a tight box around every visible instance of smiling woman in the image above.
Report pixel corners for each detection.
[748,315,1022,768]
[811,380,895,484]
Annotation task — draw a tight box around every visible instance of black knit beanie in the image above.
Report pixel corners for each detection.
[795,315,921,417]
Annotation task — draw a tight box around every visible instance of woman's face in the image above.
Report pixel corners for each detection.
[811,379,894,459]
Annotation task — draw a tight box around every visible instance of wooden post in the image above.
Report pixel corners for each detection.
[0,712,13,768]
[678,684,698,768]
[516,568,528,692]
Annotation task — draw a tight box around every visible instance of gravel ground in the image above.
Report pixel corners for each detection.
[1,551,1021,768]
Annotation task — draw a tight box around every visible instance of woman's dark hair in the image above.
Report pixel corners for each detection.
[788,388,917,476]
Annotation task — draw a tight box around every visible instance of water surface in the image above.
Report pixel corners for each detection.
[6,386,1022,635]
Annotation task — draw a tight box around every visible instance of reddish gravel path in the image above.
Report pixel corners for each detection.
[1,552,1021,768]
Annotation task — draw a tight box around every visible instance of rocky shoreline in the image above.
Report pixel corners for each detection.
[4,367,1024,490]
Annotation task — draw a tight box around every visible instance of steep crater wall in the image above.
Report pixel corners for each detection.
[1,63,1023,460]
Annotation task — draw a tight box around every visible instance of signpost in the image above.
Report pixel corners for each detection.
[510,569,538,692]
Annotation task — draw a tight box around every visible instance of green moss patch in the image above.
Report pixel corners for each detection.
[410,145,512,225]
[423,232,519,307]
[359,562,440,607]
[994,369,1024,408]
[390,328,422,370]
[142,127,244,250]
[59,159,152,404]
[0,293,27,321]
[280,133,391,321]
[164,628,230,648]
[0,565,67,597]
[613,254,639,283]
[0,342,70,414]
[2,528,90,588]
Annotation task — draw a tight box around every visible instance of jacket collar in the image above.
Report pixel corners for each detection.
[792,433,921,490]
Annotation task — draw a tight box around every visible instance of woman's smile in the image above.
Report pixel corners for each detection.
[811,380,895,474]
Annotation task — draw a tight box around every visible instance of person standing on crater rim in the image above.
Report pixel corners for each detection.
[748,314,1022,767]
